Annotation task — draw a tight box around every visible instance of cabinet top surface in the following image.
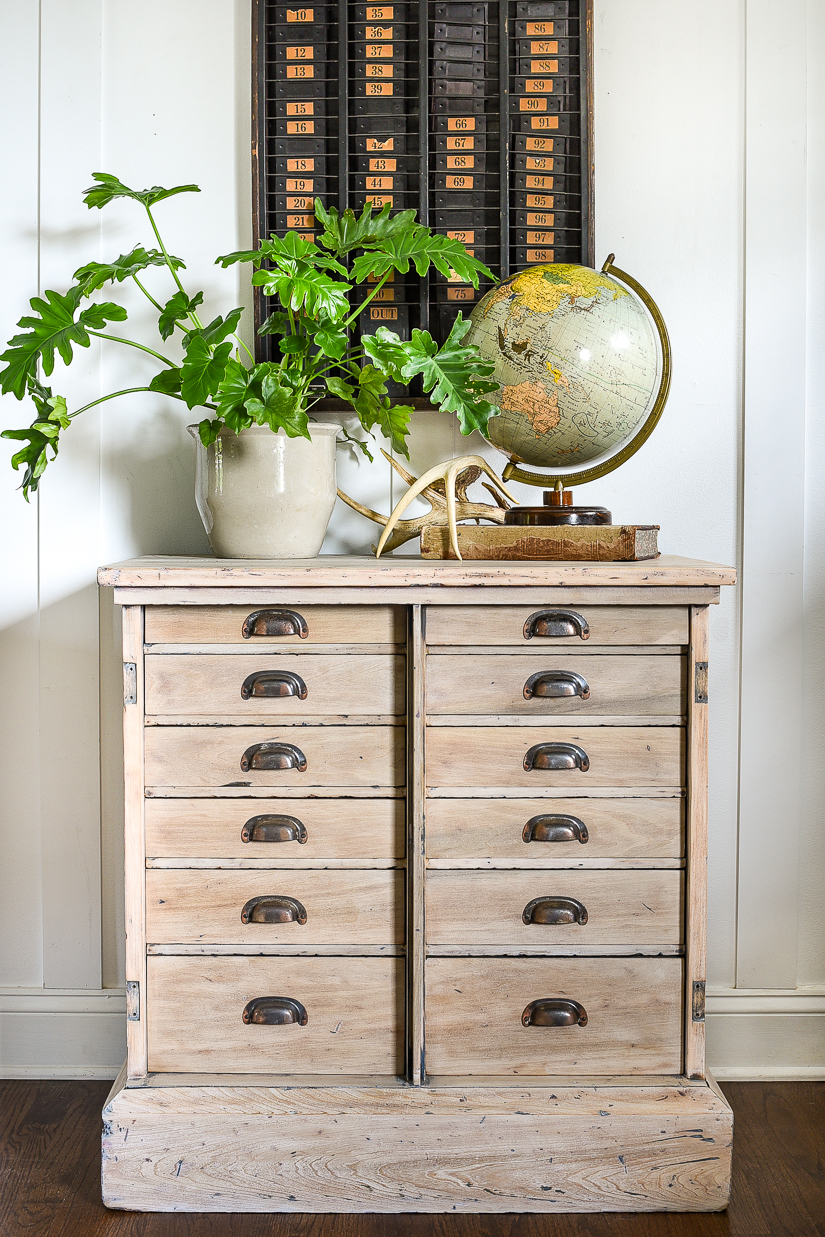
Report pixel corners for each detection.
[98,554,736,591]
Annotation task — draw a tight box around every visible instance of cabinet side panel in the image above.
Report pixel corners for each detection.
[123,606,147,1078]
[686,605,709,1078]
[409,605,426,1084]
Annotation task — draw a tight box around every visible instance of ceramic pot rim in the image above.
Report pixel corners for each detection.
[187,422,341,440]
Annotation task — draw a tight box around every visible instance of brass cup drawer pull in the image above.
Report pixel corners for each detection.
[522,896,589,926]
[240,670,308,700]
[523,741,590,772]
[241,814,308,844]
[240,741,308,772]
[522,998,588,1028]
[523,669,590,700]
[242,608,309,640]
[242,996,308,1026]
[522,813,589,844]
[240,895,308,925]
[523,608,590,640]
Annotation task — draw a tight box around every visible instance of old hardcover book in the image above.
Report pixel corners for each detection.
[420,524,660,561]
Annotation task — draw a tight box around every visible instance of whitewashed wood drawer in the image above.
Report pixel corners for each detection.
[145,604,405,646]
[144,653,405,717]
[146,870,403,945]
[425,726,684,789]
[145,799,405,860]
[144,724,405,788]
[147,956,403,1074]
[425,870,683,947]
[425,653,684,717]
[425,605,688,648]
[426,957,683,1075]
[425,797,684,861]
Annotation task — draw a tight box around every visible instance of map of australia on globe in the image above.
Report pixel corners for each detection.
[464,264,660,469]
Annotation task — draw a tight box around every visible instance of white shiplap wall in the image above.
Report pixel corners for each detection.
[0,0,823,1079]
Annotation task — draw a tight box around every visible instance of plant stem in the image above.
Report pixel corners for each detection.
[233,334,256,364]
[68,387,153,419]
[86,330,177,368]
[68,387,217,420]
[131,274,163,313]
[145,205,205,331]
[344,274,392,326]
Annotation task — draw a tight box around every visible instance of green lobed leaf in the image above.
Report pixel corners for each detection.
[325,376,355,401]
[313,323,349,360]
[361,327,409,380]
[0,379,72,497]
[351,229,496,285]
[158,290,204,340]
[183,308,243,350]
[148,367,183,396]
[73,246,185,296]
[212,359,269,422]
[217,232,348,276]
[0,288,126,398]
[83,173,200,211]
[278,335,310,355]
[315,199,418,257]
[197,417,223,448]
[251,262,351,321]
[398,315,499,437]
[244,372,310,439]
[257,310,291,337]
[180,338,233,409]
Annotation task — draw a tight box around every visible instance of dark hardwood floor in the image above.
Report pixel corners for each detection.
[1,1081,823,1236]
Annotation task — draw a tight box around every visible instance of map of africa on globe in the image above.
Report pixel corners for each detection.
[464,263,661,470]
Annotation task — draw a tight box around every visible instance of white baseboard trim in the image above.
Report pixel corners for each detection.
[0,988,126,1080]
[1,986,824,1081]
[706,986,825,1081]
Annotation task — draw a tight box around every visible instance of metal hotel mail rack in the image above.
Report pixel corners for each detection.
[253,0,594,355]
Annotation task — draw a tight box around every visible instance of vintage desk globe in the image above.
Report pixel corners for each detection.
[464,255,672,517]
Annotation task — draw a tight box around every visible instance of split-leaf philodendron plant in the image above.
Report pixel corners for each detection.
[0,174,501,498]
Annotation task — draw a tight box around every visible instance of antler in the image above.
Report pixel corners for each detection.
[336,451,516,557]
[375,455,515,560]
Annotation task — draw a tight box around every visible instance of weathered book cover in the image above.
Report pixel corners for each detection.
[420,525,660,561]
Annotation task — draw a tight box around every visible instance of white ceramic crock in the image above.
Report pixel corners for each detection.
[188,422,340,559]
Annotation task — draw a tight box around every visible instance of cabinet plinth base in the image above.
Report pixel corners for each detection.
[102,1067,732,1213]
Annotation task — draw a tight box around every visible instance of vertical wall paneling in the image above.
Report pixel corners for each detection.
[798,0,825,988]
[36,0,105,990]
[736,0,807,988]
[0,4,44,987]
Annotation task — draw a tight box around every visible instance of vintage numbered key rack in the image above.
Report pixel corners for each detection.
[252,0,594,353]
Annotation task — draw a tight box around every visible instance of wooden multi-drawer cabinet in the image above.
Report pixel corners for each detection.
[99,554,735,1213]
